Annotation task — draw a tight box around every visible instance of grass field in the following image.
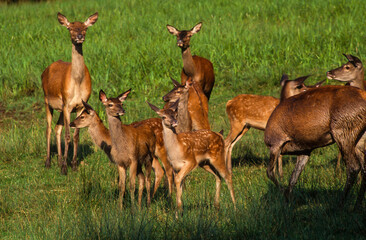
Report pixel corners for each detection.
[1,0,366,239]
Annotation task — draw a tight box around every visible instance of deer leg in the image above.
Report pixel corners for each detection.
[336,151,343,176]
[129,161,138,207]
[117,165,126,209]
[201,165,222,209]
[145,160,153,207]
[284,155,310,200]
[355,137,366,208]
[137,164,145,208]
[174,161,197,210]
[45,104,53,168]
[71,127,80,171]
[267,147,282,187]
[151,157,164,198]
[157,147,174,196]
[62,108,72,175]
[225,123,250,174]
[55,112,64,169]
[209,157,236,208]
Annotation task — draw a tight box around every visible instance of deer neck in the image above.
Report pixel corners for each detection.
[176,90,192,133]
[350,68,365,90]
[71,43,86,83]
[88,115,112,160]
[106,115,131,152]
[161,123,181,154]
[181,47,196,77]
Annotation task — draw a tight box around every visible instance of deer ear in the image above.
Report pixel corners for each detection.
[82,100,94,114]
[99,90,107,103]
[57,12,70,28]
[295,75,311,85]
[313,79,326,88]
[85,12,98,27]
[280,74,289,87]
[170,77,181,87]
[118,88,132,102]
[146,101,161,114]
[190,22,202,34]
[166,25,179,35]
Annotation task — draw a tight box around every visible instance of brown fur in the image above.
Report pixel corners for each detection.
[42,12,98,175]
[148,101,236,211]
[166,23,215,100]
[265,85,366,208]
[70,103,173,198]
[225,75,312,175]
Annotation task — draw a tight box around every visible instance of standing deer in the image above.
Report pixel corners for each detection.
[147,100,236,211]
[41,12,98,174]
[166,22,215,101]
[162,77,210,132]
[225,75,319,175]
[264,85,366,208]
[70,101,173,197]
[327,54,365,173]
[99,89,156,208]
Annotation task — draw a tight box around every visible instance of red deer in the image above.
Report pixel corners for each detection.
[225,75,319,175]
[147,100,236,211]
[99,89,158,208]
[327,54,365,173]
[166,23,215,101]
[41,12,98,174]
[162,77,210,132]
[264,85,366,208]
[70,101,173,197]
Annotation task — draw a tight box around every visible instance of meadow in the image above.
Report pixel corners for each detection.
[1,0,366,239]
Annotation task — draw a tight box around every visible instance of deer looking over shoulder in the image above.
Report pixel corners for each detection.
[166,23,215,101]
[162,77,210,133]
[41,12,98,175]
[225,75,320,175]
[148,100,235,211]
[70,101,173,197]
[327,54,366,173]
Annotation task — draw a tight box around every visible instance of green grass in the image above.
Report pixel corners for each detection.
[1,0,366,239]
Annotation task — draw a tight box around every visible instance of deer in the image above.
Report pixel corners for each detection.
[147,100,236,211]
[99,89,160,208]
[264,84,366,209]
[69,100,173,197]
[224,75,322,176]
[41,12,98,175]
[162,77,210,132]
[327,54,366,173]
[166,22,215,101]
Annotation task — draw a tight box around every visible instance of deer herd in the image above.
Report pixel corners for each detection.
[41,12,366,211]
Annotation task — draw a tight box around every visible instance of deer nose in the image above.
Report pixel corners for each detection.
[171,120,178,128]
[177,40,183,47]
[77,34,83,39]
[70,122,76,128]
[326,71,334,79]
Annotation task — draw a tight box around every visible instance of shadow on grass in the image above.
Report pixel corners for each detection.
[49,142,94,166]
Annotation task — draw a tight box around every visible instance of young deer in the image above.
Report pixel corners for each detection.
[163,77,210,132]
[264,85,366,208]
[225,75,315,176]
[147,101,236,211]
[69,101,173,197]
[327,54,365,173]
[99,89,157,208]
[166,23,215,101]
[41,12,98,174]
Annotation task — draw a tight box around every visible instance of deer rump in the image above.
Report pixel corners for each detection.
[265,85,366,155]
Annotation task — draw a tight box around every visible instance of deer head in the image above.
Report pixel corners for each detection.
[70,100,96,128]
[327,54,364,82]
[57,12,98,44]
[147,100,179,129]
[280,74,310,100]
[162,77,193,103]
[166,22,202,49]
[99,89,131,117]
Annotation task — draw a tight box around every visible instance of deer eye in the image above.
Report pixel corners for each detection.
[80,116,85,119]
[108,104,113,107]
[345,66,350,70]
[296,85,303,89]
